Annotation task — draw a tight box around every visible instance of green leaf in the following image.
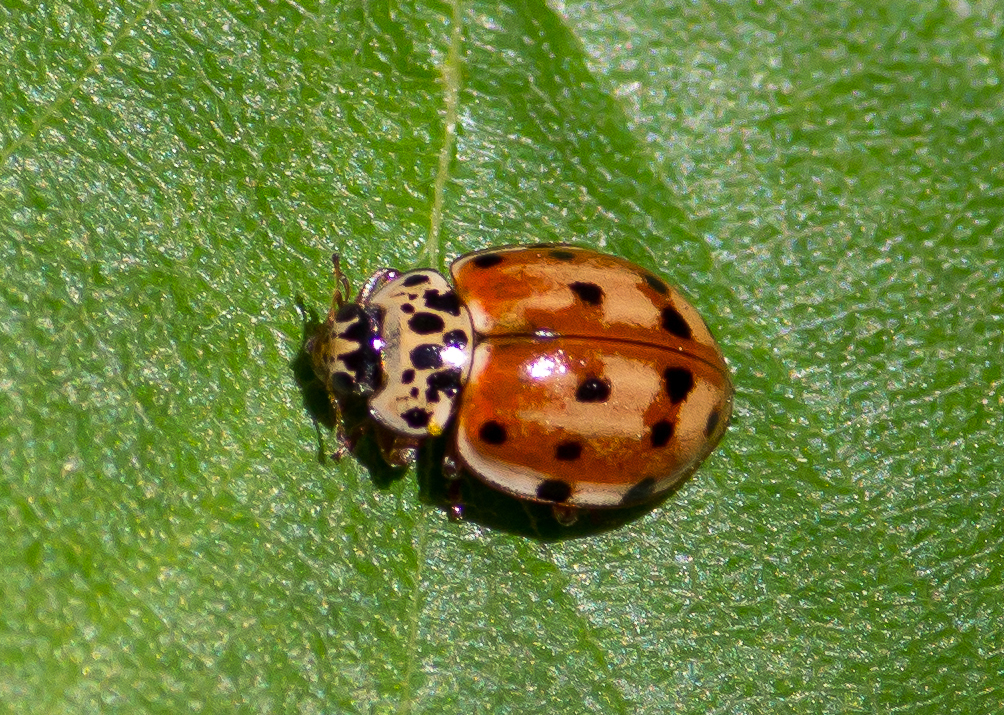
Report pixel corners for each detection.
[2,0,1002,712]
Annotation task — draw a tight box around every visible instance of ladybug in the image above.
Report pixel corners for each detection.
[308,245,732,521]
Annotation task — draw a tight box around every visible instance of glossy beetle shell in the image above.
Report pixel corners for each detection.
[449,245,732,507]
[310,245,732,511]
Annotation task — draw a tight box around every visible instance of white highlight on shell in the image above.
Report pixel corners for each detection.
[526,353,568,380]
[440,345,468,368]
[517,353,661,439]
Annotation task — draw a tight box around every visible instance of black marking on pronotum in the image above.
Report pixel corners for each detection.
[622,477,657,505]
[554,442,582,461]
[664,367,694,403]
[401,408,431,428]
[402,274,430,287]
[401,369,416,384]
[570,281,604,306]
[338,333,381,391]
[400,303,415,314]
[479,421,507,445]
[472,254,504,269]
[425,368,462,402]
[662,306,692,339]
[337,317,368,342]
[536,479,572,503]
[575,377,611,403]
[410,344,443,370]
[330,372,354,394]
[408,312,446,335]
[423,289,461,316]
[650,420,674,448]
[644,274,669,295]
[706,409,721,437]
[548,249,576,261]
[335,303,364,322]
[442,329,468,348]
[338,348,369,375]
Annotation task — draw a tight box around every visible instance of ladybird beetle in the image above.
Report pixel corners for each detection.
[309,245,733,520]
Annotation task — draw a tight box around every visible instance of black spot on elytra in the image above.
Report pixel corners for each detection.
[650,420,674,447]
[622,477,657,505]
[576,377,611,403]
[400,303,415,314]
[479,421,507,445]
[401,408,431,428]
[407,294,418,300]
[472,254,504,269]
[410,344,443,370]
[644,273,669,295]
[536,479,572,503]
[335,303,363,322]
[662,306,692,339]
[410,387,419,398]
[664,367,694,403]
[426,368,462,402]
[549,249,576,261]
[401,369,415,384]
[706,410,721,437]
[403,274,430,287]
[408,312,446,335]
[423,289,461,316]
[570,281,604,306]
[555,441,582,461]
[443,329,468,348]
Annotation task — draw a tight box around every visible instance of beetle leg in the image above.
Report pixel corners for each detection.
[374,425,419,467]
[552,504,579,526]
[440,442,466,519]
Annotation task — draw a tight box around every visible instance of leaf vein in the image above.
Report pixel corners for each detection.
[0,0,161,165]
[425,0,466,269]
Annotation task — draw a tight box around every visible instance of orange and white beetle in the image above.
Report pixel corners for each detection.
[309,245,732,520]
